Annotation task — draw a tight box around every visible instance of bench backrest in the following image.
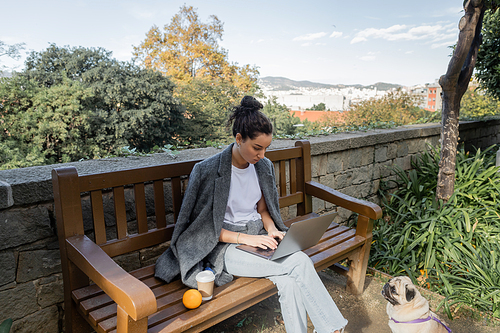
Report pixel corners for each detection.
[52,140,312,258]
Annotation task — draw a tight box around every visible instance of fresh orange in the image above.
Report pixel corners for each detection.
[182,289,202,309]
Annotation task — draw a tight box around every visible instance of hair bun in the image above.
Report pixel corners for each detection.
[240,96,263,111]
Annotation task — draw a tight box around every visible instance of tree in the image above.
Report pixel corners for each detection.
[133,5,258,92]
[0,74,96,168]
[175,78,240,144]
[262,97,301,136]
[345,89,426,126]
[476,7,500,99]
[436,0,500,202]
[460,87,500,118]
[307,103,326,111]
[21,44,184,153]
[1,44,185,169]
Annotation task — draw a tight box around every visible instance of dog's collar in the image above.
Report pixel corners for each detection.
[390,315,452,333]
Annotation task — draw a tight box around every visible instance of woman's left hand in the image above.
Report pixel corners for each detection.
[267,229,285,241]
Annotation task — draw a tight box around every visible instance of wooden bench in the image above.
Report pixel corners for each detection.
[53,140,382,333]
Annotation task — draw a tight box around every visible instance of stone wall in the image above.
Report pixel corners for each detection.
[0,120,499,332]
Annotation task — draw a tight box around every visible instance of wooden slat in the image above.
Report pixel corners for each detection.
[79,160,201,192]
[266,146,302,162]
[171,177,182,223]
[289,158,297,194]
[100,227,174,258]
[148,279,277,333]
[91,190,107,245]
[72,266,156,304]
[154,180,167,228]
[311,236,366,272]
[278,192,303,208]
[134,183,148,234]
[113,187,127,240]
[279,160,287,197]
[304,228,356,258]
[88,277,174,326]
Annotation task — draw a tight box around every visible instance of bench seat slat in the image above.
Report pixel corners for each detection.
[72,265,155,303]
[148,278,276,333]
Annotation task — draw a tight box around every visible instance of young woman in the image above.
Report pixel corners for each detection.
[155,96,347,333]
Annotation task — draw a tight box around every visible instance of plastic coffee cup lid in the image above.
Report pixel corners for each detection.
[196,270,215,282]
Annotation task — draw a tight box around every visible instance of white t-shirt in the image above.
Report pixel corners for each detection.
[223,163,262,226]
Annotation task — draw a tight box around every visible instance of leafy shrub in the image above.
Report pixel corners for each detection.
[370,144,500,318]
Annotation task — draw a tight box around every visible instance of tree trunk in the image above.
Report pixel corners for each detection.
[437,0,485,202]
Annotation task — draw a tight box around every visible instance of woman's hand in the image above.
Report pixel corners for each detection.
[239,233,279,250]
[267,229,285,241]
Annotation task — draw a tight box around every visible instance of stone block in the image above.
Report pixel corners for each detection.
[319,174,335,189]
[37,276,64,308]
[11,305,59,333]
[311,155,328,177]
[374,145,387,163]
[140,242,170,266]
[0,251,16,286]
[359,146,375,166]
[396,141,409,157]
[17,250,61,283]
[334,171,354,189]
[312,197,325,213]
[408,139,425,154]
[0,181,14,209]
[327,151,344,173]
[0,282,38,321]
[350,165,373,185]
[0,206,53,251]
[342,182,373,199]
[387,142,398,159]
[114,252,141,272]
[345,148,363,170]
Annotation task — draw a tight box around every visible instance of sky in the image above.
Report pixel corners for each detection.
[0,0,465,87]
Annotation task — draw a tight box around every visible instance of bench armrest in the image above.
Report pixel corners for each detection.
[305,181,382,220]
[66,235,157,321]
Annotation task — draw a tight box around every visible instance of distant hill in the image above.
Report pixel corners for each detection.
[258,76,401,91]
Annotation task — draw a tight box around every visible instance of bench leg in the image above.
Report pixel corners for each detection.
[117,306,148,333]
[346,237,371,295]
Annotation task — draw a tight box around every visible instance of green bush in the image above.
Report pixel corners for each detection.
[370,144,500,318]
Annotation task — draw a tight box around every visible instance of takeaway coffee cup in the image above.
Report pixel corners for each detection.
[196,270,215,301]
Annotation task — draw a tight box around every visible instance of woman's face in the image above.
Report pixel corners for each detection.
[236,132,273,166]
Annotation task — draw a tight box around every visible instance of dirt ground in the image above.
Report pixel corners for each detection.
[203,269,500,333]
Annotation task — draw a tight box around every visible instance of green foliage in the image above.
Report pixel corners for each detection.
[175,78,239,145]
[262,96,302,136]
[1,44,184,169]
[306,102,326,111]
[346,89,430,126]
[476,7,500,100]
[0,318,12,333]
[370,145,500,318]
[460,87,500,119]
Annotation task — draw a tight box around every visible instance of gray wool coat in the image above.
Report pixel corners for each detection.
[155,143,288,289]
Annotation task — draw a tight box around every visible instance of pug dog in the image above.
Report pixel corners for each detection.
[381,276,451,333]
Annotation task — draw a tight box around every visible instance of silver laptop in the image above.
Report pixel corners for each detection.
[236,212,337,260]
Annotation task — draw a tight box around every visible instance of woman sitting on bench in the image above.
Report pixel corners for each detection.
[155,96,347,333]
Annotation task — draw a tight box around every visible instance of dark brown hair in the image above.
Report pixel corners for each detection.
[227,96,273,140]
